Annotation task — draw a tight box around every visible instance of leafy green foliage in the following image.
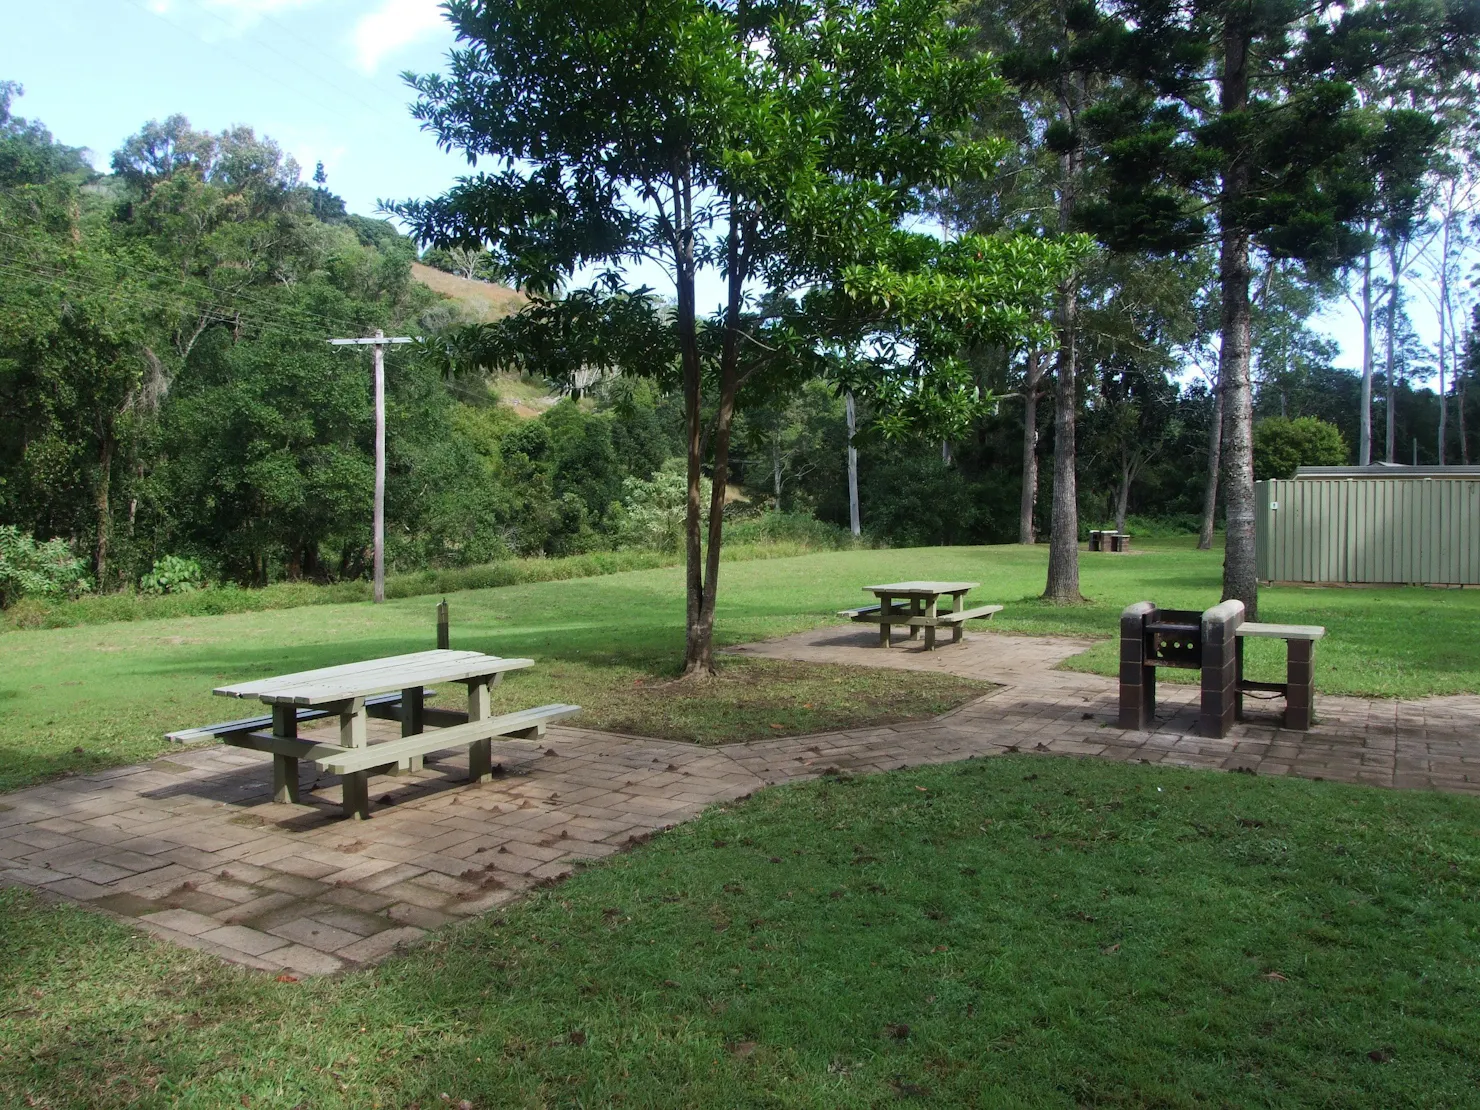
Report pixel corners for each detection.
[616,459,710,554]
[137,554,203,595]
[1254,416,1351,480]
[0,525,91,608]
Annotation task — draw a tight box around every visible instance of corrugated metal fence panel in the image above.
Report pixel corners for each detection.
[1255,477,1480,585]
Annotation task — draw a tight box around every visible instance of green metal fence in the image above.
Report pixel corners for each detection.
[1255,476,1480,585]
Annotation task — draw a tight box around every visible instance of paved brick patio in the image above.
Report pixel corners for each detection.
[3,626,1478,975]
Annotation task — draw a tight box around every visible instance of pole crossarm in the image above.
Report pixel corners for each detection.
[328,337,414,345]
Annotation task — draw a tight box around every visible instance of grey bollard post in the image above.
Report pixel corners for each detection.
[437,598,449,650]
[1199,599,1244,738]
[1118,601,1157,730]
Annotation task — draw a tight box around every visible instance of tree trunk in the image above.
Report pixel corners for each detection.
[846,390,861,536]
[675,169,709,673]
[1384,246,1400,463]
[1198,371,1223,549]
[1218,16,1258,618]
[1019,347,1042,544]
[1437,212,1452,466]
[684,206,751,678]
[1043,143,1082,603]
[1044,281,1081,601]
[772,434,783,506]
[1114,458,1131,534]
[1358,243,1374,465]
[93,432,115,586]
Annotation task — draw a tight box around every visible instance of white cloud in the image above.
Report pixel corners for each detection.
[351,0,447,74]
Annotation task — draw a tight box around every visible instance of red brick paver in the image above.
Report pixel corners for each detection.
[3,626,1477,974]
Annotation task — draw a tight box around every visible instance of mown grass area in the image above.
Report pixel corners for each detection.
[2,538,1478,793]
[0,539,850,633]
[4,755,1478,1108]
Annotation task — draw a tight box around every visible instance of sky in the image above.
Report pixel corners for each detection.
[1,0,1448,379]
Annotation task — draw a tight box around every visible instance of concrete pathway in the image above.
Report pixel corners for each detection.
[3,627,1479,975]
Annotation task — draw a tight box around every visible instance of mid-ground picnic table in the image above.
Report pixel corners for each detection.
[838,581,1002,650]
[1089,530,1132,553]
[171,650,579,820]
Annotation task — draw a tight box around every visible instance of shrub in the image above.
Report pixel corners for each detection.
[1253,416,1349,481]
[139,555,206,595]
[0,526,92,608]
[725,511,864,550]
[615,459,710,553]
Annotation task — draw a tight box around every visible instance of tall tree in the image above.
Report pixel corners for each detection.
[1079,0,1480,616]
[396,0,1080,674]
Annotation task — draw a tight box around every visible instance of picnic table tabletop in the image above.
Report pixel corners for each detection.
[213,649,534,707]
[864,581,979,598]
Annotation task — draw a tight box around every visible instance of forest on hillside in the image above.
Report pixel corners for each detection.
[1,0,1477,610]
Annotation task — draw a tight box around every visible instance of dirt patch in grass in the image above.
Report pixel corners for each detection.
[487,655,998,745]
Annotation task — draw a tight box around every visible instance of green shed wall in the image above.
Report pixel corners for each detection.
[1256,478,1480,585]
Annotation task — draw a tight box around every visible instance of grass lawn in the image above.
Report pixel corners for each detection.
[2,538,1478,793]
[4,755,1478,1107]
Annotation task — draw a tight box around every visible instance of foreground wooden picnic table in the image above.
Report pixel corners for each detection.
[839,581,1003,650]
[182,650,578,819]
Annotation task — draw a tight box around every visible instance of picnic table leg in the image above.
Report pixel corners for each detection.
[1234,638,1246,721]
[339,697,371,820]
[396,686,425,774]
[1285,639,1314,730]
[467,677,494,783]
[952,590,968,644]
[270,705,301,805]
[922,594,938,651]
[907,597,921,641]
[879,595,892,647]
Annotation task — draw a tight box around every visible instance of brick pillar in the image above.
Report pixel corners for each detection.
[1118,602,1157,730]
[1200,600,1244,738]
[1285,639,1314,730]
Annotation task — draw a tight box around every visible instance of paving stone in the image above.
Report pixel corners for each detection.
[198,924,291,957]
[386,902,457,930]
[272,944,345,976]
[139,908,222,936]
[266,916,363,952]
[337,926,427,963]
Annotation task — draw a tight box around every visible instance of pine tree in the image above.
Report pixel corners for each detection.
[1076,0,1480,616]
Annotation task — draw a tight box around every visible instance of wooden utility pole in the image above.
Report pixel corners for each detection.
[329,330,412,602]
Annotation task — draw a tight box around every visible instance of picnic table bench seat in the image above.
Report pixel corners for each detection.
[837,602,910,620]
[318,703,581,818]
[166,690,414,744]
[907,603,1003,627]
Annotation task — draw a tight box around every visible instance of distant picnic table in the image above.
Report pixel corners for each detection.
[838,580,1002,650]
[169,649,579,820]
